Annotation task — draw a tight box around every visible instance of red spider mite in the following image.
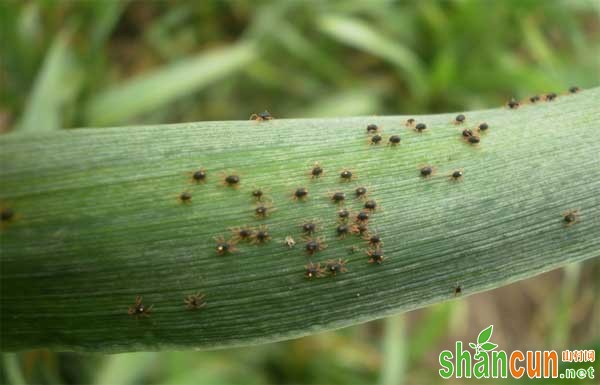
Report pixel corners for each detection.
[336,223,350,239]
[419,165,435,178]
[190,168,207,183]
[178,191,192,204]
[450,169,464,181]
[128,296,153,318]
[367,248,385,264]
[337,208,351,222]
[454,284,463,296]
[293,187,309,201]
[310,161,324,179]
[220,171,241,188]
[339,168,356,182]
[351,223,369,235]
[562,209,580,226]
[301,219,320,235]
[305,262,325,279]
[453,114,466,125]
[506,98,520,109]
[251,225,271,244]
[415,123,427,132]
[254,202,274,219]
[355,211,370,223]
[366,123,379,133]
[230,226,254,242]
[369,134,383,145]
[355,186,369,199]
[251,187,270,202]
[329,191,346,204]
[405,118,416,127]
[304,237,327,255]
[250,110,273,121]
[326,259,348,276]
[388,135,401,146]
[215,236,238,255]
[364,232,383,247]
[363,199,378,211]
[184,293,206,310]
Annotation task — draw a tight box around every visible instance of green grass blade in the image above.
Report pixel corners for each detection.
[16,28,79,132]
[83,41,257,126]
[1,88,599,352]
[2,354,26,385]
[318,15,426,97]
[380,315,406,385]
[93,353,158,385]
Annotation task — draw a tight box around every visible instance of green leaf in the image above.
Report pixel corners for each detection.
[469,343,478,350]
[1,88,599,352]
[477,325,494,345]
[83,41,257,126]
[16,28,80,132]
[480,342,498,352]
[317,15,426,98]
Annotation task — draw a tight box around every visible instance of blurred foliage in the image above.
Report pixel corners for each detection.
[0,0,599,384]
[1,0,599,131]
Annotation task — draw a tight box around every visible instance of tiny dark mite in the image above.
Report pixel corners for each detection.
[340,169,354,181]
[250,110,273,121]
[179,192,192,203]
[326,259,348,276]
[367,248,385,264]
[305,237,326,255]
[184,293,206,310]
[294,187,308,200]
[507,98,520,109]
[305,262,324,279]
[128,296,153,318]
[192,169,207,182]
[331,191,346,203]
[389,135,401,145]
[468,135,480,144]
[364,200,377,211]
[302,221,318,234]
[355,186,368,198]
[338,208,350,220]
[370,134,383,144]
[420,166,433,177]
[311,162,323,178]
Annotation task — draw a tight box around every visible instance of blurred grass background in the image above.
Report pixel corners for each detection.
[0,0,599,384]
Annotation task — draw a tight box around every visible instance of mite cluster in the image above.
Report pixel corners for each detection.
[365,123,403,148]
[135,86,586,318]
[512,86,582,107]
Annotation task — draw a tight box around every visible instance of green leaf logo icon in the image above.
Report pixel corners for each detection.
[480,342,498,352]
[471,325,497,354]
[478,325,493,345]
